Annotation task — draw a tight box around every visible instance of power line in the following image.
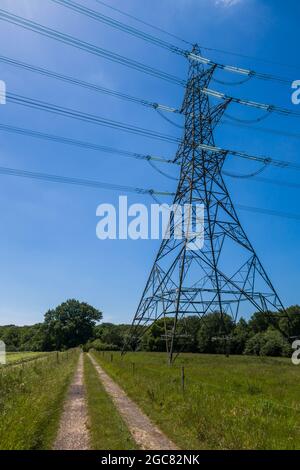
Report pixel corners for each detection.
[1,121,300,176]
[221,119,300,141]
[246,175,300,191]
[50,0,292,85]
[203,87,300,118]
[92,0,299,72]
[198,45,300,72]
[6,92,180,143]
[188,52,292,85]
[0,165,171,196]
[0,122,173,164]
[93,0,192,47]
[1,164,300,222]
[51,0,184,55]
[197,143,300,171]
[0,55,179,113]
[224,171,300,190]
[236,204,300,221]
[0,5,291,87]
[2,55,296,122]
[0,8,185,86]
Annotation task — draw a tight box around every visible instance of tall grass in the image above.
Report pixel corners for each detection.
[5,352,51,365]
[0,350,79,450]
[92,351,300,450]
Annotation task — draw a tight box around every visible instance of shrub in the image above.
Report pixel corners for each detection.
[83,339,119,352]
[244,329,291,357]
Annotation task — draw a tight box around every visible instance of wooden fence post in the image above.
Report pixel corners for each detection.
[181,366,185,392]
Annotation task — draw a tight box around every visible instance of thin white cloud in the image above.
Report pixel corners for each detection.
[215,0,242,7]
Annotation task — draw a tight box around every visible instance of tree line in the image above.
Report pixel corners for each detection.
[0,299,299,357]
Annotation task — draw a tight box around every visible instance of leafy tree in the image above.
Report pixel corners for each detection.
[141,318,173,352]
[83,338,119,352]
[260,329,291,357]
[230,318,251,354]
[94,323,123,348]
[244,328,291,357]
[243,332,265,356]
[19,324,46,351]
[43,299,102,350]
[197,312,234,354]
[248,311,273,333]
[278,305,300,338]
[0,326,21,351]
[177,316,202,352]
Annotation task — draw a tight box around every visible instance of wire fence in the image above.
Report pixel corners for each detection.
[95,350,300,415]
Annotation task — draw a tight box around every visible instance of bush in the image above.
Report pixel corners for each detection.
[244,333,264,356]
[244,329,291,357]
[83,339,119,352]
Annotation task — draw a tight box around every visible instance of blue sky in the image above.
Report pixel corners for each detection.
[0,0,299,325]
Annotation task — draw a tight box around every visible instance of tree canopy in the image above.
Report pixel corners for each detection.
[1,302,299,358]
[43,299,102,350]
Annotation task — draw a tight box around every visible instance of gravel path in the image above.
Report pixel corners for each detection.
[88,353,178,450]
[54,353,90,450]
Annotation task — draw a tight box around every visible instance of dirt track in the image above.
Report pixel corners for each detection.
[54,353,90,450]
[88,353,178,450]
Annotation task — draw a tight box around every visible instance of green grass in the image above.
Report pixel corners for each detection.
[84,354,137,450]
[0,350,79,450]
[92,351,300,450]
[5,352,48,364]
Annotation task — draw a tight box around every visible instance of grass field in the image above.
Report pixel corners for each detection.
[5,352,48,364]
[0,350,79,450]
[84,355,137,450]
[92,351,300,450]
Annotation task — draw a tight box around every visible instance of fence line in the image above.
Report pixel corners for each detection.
[94,351,300,414]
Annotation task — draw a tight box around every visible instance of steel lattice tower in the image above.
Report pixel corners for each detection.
[124,46,286,363]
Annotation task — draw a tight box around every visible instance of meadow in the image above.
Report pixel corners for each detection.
[5,352,49,364]
[92,351,300,450]
[0,350,79,450]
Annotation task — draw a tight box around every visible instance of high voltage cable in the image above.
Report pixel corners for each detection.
[92,0,299,72]
[0,55,179,113]
[236,204,300,221]
[93,0,192,47]
[202,88,300,118]
[2,54,296,120]
[0,6,291,87]
[199,45,300,72]
[0,123,172,164]
[1,164,300,222]
[50,0,292,85]
[197,143,300,171]
[1,121,300,175]
[221,119,300,141]
[51,0,183,55]
[223,171,300,189]
[188,53,291,85]
[6,92,180,143]
[0,8,184,86]
[245,176,300,191]
[0,165,171,196]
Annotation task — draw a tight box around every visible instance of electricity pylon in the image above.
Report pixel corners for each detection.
[124,46,286,363]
